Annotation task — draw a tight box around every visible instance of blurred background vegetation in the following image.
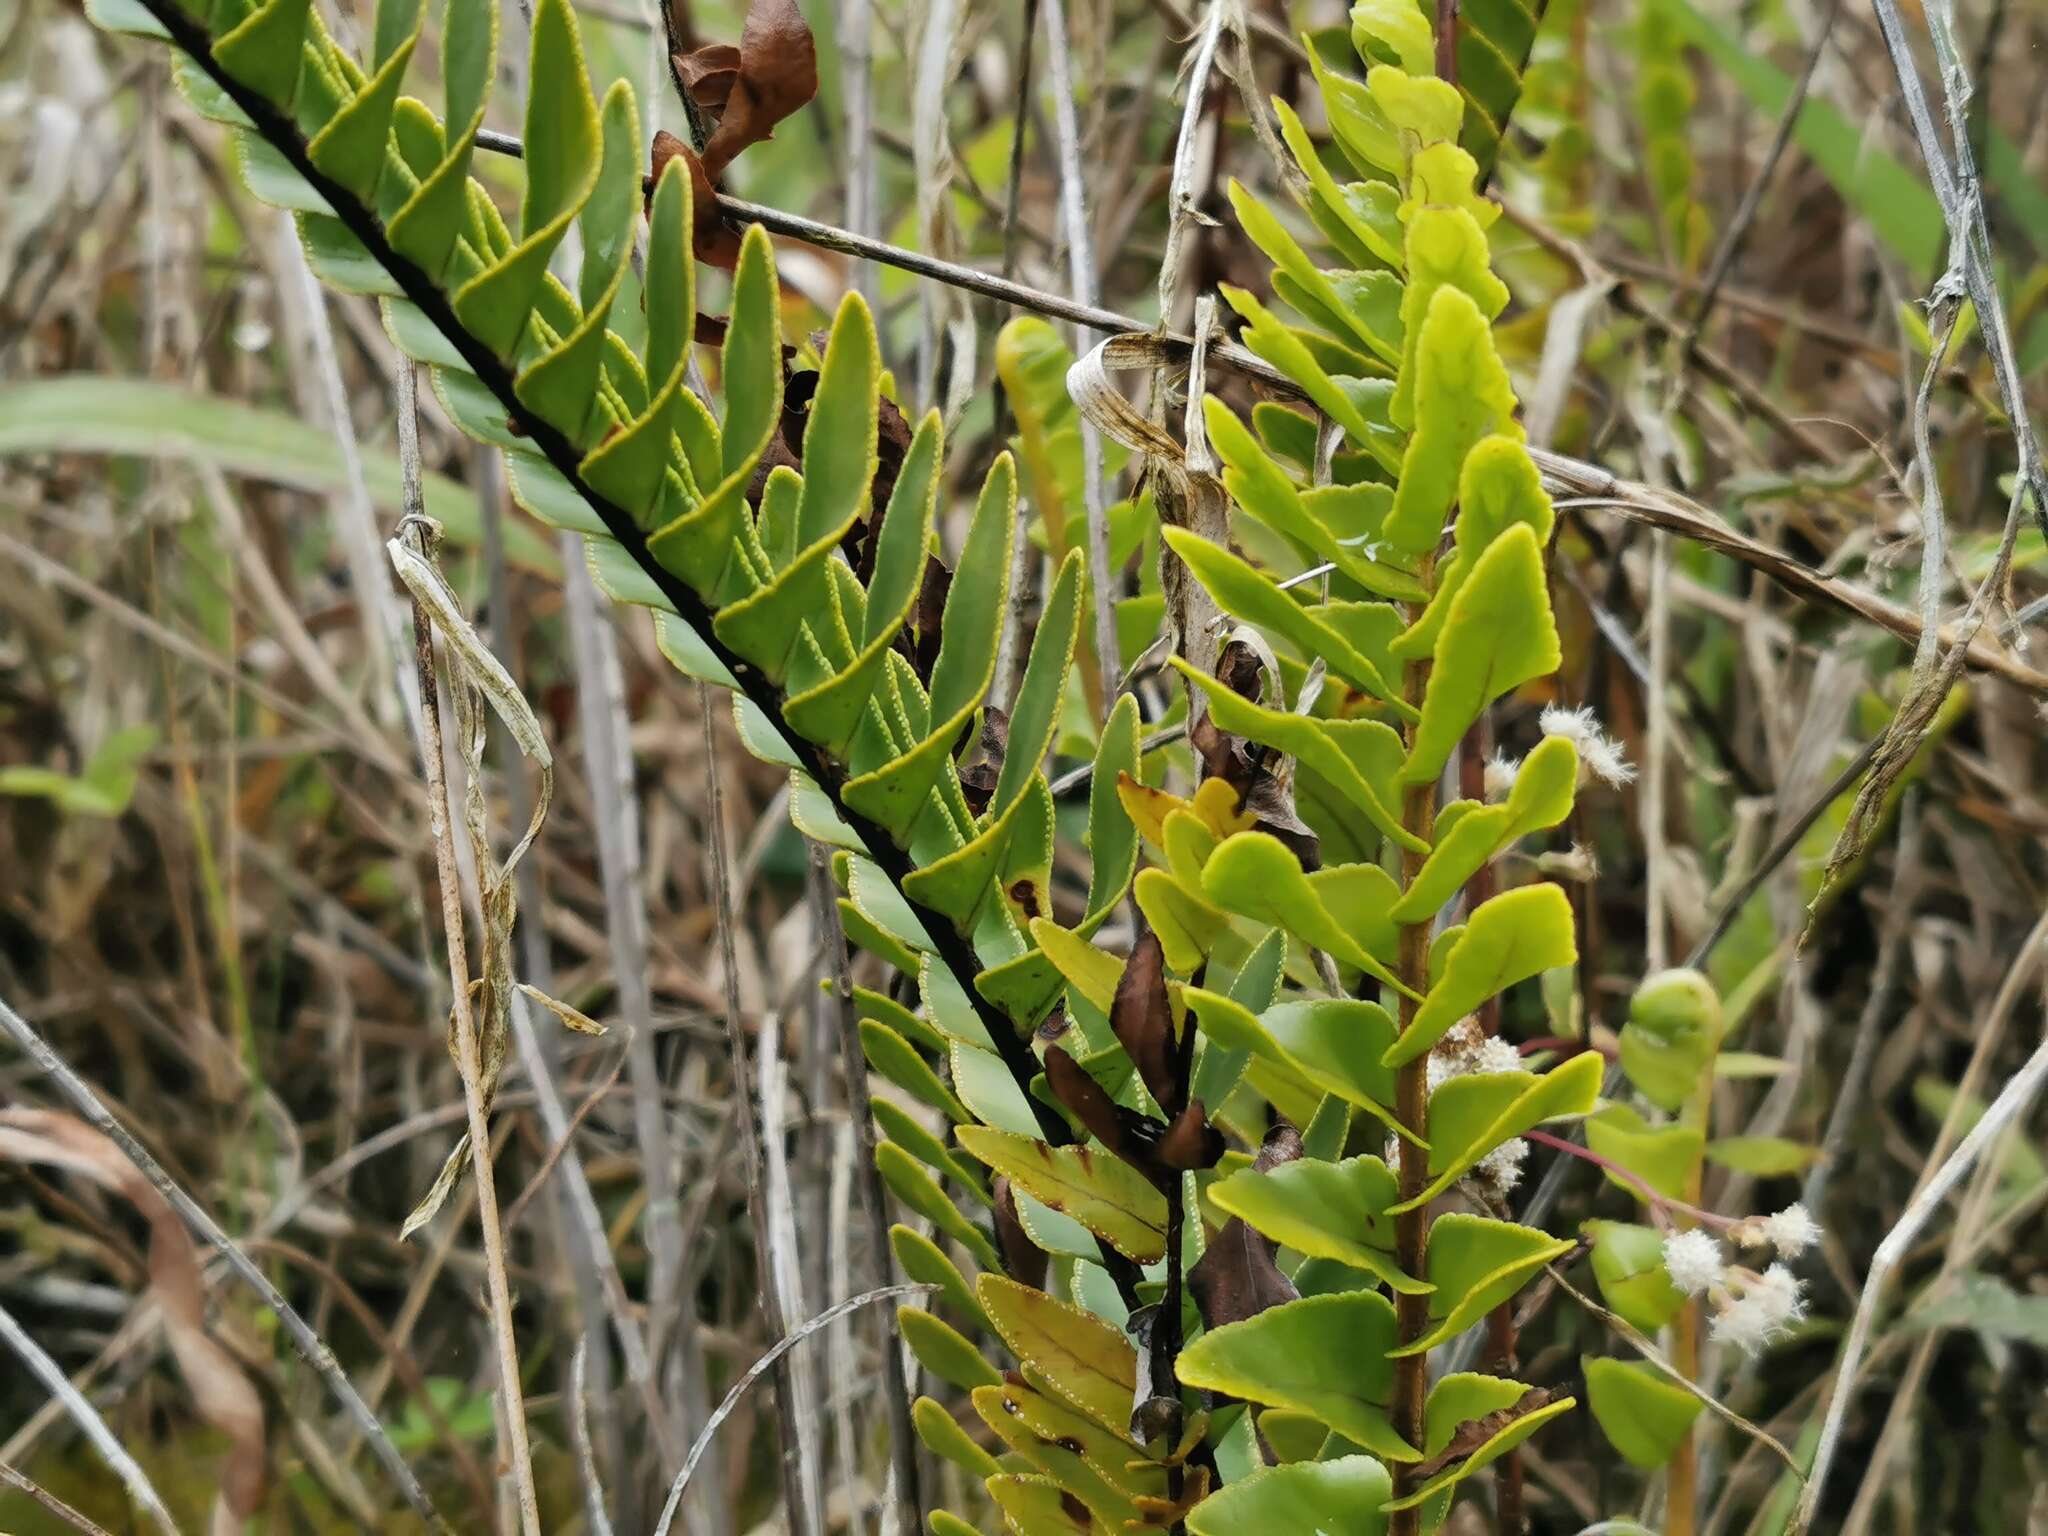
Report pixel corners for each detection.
[1,0,2046,1528]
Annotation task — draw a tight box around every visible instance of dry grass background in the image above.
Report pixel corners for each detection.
[1,0,2047,1530]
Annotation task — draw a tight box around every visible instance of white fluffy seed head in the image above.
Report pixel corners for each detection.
[1750,1264,1807,1328]
[1483,752,1522,801]
[1760,1203,1822,1258]
[1539,703,1638,789]
[1662,1229,1727,1296]
[1709,1291,1777,1356]
[1475,1036,1524,1076]
[1475,1136,1529,1196]
[1538,842,1600,883]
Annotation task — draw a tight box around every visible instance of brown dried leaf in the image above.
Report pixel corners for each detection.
[856,396,916,581]
[1043,1044,1148,1162]
[991,1175,1048,1291]
[648,131,742,269]
[1189,639,1320,869]
[0,1110,267,1524]
[675,42,740,107]
[1186,1122,1303,1330]
[1187,1214,1298,1331]
[695,0,817,180]
[958,706,1009,818]
[900,554,952,687]
[1155,1098,1224,1173]
[1110,932,1179,1117]
[1409,1387,1555,1480]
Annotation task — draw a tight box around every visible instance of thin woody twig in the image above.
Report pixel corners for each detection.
[470,125,2047,697]
[696,675,816,1536]
[1679,0,1845,352]
[1791,1024,2048,1531]
[0,1463,117,1536]
[1682,733,1885,968]
[1546,1266,1802,1475]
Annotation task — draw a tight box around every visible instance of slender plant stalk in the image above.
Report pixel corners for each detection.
[0,1461,118,1536]
[400,512,543,1536]
[1663,1067,1716,1536]
[1390,569,1437,1533]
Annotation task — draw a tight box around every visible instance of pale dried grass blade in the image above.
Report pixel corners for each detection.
[0,1110,268,1533]
[0,1293,183,1536]
[651,1283,935,1536]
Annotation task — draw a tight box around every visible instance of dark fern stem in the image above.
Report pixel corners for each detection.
[133,0,1072,1155]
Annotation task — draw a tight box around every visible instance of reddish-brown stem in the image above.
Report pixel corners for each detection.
[1665,1071,1716,1536]
[1461,721,1525,1535]
[1389,601,1437,1534]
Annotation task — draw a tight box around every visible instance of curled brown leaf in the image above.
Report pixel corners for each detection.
[1109,931,1179,1117]
[990,1175,1048,1290]
[1186,1121,1303,1331]
[696,0,817,178]
[1408,1387,1555,1481]
[648,130,742,269]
